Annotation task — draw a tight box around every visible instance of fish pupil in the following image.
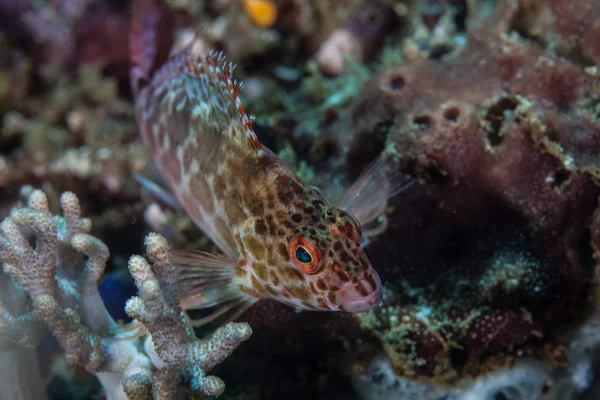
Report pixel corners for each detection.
[296,247,312,263]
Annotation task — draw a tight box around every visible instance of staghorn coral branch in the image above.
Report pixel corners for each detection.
[0,190,128,375]
[0,273,44,347]
[125,233,252,398]
[0,189,252,399]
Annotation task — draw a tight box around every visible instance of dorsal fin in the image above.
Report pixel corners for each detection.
[132,20,269,257]
[145,48,263,152]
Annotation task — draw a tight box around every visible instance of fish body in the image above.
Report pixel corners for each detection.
[130,0,410,320]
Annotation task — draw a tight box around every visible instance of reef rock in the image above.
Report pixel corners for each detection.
[345,1,600,383]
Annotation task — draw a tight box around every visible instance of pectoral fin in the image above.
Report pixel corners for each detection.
[340,154,413,237]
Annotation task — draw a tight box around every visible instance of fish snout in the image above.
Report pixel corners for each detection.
[337,270,382,313]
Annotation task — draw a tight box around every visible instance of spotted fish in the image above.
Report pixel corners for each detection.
[130,0,412,323]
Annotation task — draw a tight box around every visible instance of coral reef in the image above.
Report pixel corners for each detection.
[0,0,598,398]
[354,317,600,400]
[346,0,600,384]
[316,1,399,75]
[0,189,250,399]
[0,0,137,81]
[511,0,600,67]
[0,59,150,259]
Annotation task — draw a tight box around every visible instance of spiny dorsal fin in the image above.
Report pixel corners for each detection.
[148,48,262,152]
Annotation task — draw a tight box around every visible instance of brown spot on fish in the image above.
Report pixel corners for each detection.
[316,279,327,291]
[282,266,305,283]
[252,262,268,281]
[251,275,267,294]
[277,243,289,259]
[328,291,337,304]
[278,190,294,205]
[336,270,350,282]
[249,202,264,216]
[269,270,280,286]
[340,250,352,263]
[275,210,286,219]
[287,285,310,301]
[243,236,265,259]
[235,267,247,277]
[254,218,267,235]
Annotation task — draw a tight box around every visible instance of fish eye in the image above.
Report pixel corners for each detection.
[296,246,312,263]
[289,235,322,273]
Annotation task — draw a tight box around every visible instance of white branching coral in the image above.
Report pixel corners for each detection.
[0,189,251,399]
[124,233,252,398]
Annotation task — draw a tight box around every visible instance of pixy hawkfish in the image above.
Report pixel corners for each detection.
[130,0,411,324]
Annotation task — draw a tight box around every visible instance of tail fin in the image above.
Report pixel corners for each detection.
[129,0,172,96]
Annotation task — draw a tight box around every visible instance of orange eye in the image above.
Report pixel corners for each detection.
[289,235,322,273]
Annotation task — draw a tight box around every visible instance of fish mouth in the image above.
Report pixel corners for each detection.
[338,271,382,313]
[343,288,382,313]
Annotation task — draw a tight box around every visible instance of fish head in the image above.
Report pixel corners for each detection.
[283,207,382,313]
